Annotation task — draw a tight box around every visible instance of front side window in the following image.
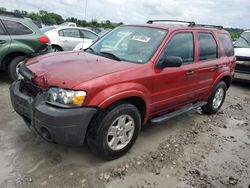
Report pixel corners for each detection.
[161,32,194,64]
[87,26,168,64]
[198,32,218,61]
[218,33,234,57]
[59,29,81,38]
[80,30,98,40]
[2,20,33,35]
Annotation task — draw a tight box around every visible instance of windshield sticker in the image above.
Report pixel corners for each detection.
[131,35,151,43]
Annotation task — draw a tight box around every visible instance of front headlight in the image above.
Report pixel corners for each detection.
[46,87,87,108]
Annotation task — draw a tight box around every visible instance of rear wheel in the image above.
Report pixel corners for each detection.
[87,102,141,160]
[8,56,26,81]
[202,81,227,114]
[51,45,63,52]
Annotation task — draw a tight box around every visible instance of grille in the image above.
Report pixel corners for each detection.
[20,80,43,97]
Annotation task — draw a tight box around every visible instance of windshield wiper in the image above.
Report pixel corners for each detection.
[99,51,122,61]
[85,47,98,54]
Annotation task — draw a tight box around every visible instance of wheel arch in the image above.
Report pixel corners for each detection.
[1,52,27,70]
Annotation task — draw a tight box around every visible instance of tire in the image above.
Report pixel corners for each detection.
[51,45,63,52]
[87,102,141,160]
[8,56,26,81]
[202,81,227,114]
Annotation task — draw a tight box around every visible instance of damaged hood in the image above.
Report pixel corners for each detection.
[26,51,137,89]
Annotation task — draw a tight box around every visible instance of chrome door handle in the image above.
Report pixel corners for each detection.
[0,40,6,44]
[186,70,194,76]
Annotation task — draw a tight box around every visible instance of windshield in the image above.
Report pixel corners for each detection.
[234,31,250,48]
[86,26,168,63]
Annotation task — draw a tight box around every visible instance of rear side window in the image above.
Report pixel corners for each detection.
[198,33,218,61]
[2,20,33,35]
[59,29,81,38]
[162,32,194,63]
[218,33,234,57]
[0,22,6,35]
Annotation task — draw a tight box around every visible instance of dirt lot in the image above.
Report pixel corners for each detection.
[0,72,249,188]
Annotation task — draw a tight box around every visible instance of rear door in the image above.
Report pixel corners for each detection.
[58,29,83,51]
[152,31,198,114]
[195,32,225,97]
[0,20,11,63]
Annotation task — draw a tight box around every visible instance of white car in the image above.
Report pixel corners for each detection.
[43,26,98,51]
[234,30,250,81]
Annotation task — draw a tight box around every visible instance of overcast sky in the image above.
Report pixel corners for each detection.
[0,0,249,28]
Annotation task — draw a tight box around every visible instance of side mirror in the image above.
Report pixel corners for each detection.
[157,56,183,69]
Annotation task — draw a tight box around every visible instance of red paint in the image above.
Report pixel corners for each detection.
[26,25,236,125]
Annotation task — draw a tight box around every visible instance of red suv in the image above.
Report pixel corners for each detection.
[10,20,236,160]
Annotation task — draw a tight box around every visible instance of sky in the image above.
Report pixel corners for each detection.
[0,0,249,29]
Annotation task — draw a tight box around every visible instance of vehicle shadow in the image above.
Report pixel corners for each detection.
[232,80,250,89]
[0,71,12,84]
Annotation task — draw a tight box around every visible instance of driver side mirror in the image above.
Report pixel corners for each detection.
[156,56,183,69]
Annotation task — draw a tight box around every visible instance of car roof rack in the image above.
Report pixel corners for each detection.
[147,20,196,26]
[0,11,23,18]
[146,20,223,29]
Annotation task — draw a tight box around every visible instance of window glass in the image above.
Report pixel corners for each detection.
[2,20,33,35]
[218,33,234,57]
[162,32,194,63]
[198,33,218,61]
[80,30,98,40]
[0,22,6,35]
[60,29,80,38]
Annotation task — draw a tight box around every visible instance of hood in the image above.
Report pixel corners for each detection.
[26,51,138,89]
[234,48,250,58]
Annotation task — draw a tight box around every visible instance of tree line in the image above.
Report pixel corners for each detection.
[0,7,121,29]
[0,6,245,39]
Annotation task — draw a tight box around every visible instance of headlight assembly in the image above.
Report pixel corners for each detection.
[46,87,87,108]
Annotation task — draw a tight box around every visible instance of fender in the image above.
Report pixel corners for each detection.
[207,71,233,99]
[89,82,151,124]
[7,43,34,55]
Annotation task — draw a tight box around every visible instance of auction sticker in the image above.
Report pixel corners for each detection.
[131,35,151,43]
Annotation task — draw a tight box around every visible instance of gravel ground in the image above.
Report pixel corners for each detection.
[0,72,249,188]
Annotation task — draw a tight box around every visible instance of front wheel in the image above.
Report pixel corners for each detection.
[202,81,227,114]
[87,102,141,160]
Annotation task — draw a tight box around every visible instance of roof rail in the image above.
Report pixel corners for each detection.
[146,20,223,29]
[0,11,23,18]
[147,20,195,26]
[194,24,223,29]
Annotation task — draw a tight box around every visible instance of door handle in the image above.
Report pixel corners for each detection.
[0,40,6,44]
[186,70,194,76]
[214,64,222,70]
[62,40,68,43]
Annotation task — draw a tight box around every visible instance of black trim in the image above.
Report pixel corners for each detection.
[19,63,34,81]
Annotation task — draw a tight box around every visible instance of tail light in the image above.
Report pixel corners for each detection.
[38,36,50,44]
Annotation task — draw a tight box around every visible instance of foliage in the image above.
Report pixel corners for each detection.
[0,7,121,29]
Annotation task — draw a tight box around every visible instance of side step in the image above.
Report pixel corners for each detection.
[150,101,207,124]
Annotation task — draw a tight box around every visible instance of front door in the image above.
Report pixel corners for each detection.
[152,31,198,114]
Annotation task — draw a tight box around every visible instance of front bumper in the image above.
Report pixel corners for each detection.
[9,81,97,146]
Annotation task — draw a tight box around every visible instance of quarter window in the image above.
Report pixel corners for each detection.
[198,33,218,61]
[218,33,234,57]
[161,32,194,64]
[59,29,81,38]
[2,20,33,35]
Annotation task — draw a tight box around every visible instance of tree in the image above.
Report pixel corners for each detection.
[0,7,7,12]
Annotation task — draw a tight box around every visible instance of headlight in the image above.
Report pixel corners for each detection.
[46,87,87,108]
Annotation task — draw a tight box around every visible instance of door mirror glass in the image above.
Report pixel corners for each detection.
[157,56,183,69]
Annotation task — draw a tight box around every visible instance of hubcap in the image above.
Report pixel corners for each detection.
[16,61,24,80]
[107,115,135,151]
[212,88,224,109]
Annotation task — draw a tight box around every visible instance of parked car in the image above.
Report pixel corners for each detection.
[10,20,235,160]
[234,30,250,82]
[44,26,98,51]
[0,12,50,80]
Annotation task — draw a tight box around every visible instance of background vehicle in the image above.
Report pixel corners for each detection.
[234,30,250,81]
[44,26,98,51]
[10,20,235,160]
[0,12,50,80]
